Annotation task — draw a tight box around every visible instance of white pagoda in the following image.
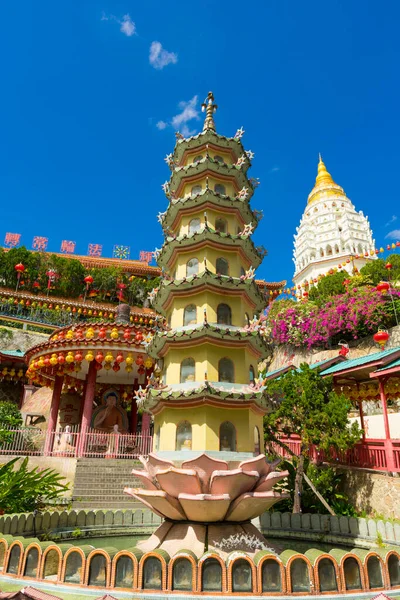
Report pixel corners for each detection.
[293,155,375,291]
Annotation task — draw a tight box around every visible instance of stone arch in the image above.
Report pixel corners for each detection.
[227,554,257,593]
[21,542,41,579]
[256,554,286,595]
[286,554,314,594]
[0,537,11,572]
[61,547,87,584]
[138,552,168,591]
[334,244,340,254]
[111,549,141,589]
[387,550,400,588]
[5,540,24,576]
[84,548,112,587]
[39,544,66,581]
[320,248,324,257]
[314,554,341,593]
[364,551,386,590]
[218,357,234,383]
[197,553,227,593]
[340,553,366,592]
[168,552,197,592]
[176,420,192,451]
[326,244,333,256]
[219,421,237,451]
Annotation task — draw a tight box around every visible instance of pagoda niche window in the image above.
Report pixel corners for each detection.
[180,357,195,383]
[193,154,203,163]
[318,558,338,592]
[388,553,400,586]
[191,184,202,197]
[183,304,197,326]
[176,420,192,451]
[214,154,225,165]
[220,421,236,451]
[217,303,231,325]
[254,426,260,454]
[188,218,201,234]
[186,258,199,277]
[216,257,229,276]
[249,365,255,383]
[366,556,383,589]
[343,557,361,590]
[214,183,226,195]
[218,357,234,383]
[215,218,227,233]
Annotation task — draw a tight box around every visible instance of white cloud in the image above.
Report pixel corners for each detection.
[149,41,178,70]
[120,14,135,36]
[156,120,168,130]
[269,166,280,174]
[101,13,136,37]
[385,215,397,227]
[154,95,200,137]
[385,229,400,240]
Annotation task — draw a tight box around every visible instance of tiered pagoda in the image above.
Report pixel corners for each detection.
[144,92,272,458]
[293,155,375,290]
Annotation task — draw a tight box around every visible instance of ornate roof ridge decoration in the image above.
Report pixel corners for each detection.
[149,380,269,401]
[169,162,254,196]
[0,287,158,317]
[147,321,271,359]
[156,226,267,268]
[2,248,161,277]
[172,153,251,175]
[171,129,246,163]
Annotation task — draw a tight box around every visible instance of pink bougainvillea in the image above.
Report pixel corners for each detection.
[269,288,399,349]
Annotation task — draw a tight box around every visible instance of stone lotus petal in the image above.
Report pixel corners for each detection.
[254,470,289,493]
[181,453,228,493]
[209,468,259,498]
[178,493,231,522]
[225,491,286,521]
[125,488,187,521]
[131,469,159,491]
[141,452,174,480]
[239,454,279,477]
[156,467,202,498]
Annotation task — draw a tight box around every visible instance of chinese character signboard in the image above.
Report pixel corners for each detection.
[139,250,153,264]
[60,240,76,254]
[88,243,103,257]
[4,233,21,248]
[32,236,48,251]
[113,245,130,259]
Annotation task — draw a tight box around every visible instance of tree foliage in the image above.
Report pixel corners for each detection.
[264,365,361,513]
[0,457,69,513]
[308,271,348,302]
[360,254,400,285]
[0,402,22,444]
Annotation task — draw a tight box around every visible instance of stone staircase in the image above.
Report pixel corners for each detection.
[72,458,144,509]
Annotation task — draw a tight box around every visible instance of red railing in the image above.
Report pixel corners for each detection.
[270,436,400,473]
[0,426,152,459]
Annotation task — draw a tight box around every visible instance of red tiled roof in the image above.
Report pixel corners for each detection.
[0,587,62,600]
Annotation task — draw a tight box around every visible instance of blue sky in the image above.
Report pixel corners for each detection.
[1,0,399,284]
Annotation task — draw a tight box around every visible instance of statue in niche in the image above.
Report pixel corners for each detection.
[91,390,128,433]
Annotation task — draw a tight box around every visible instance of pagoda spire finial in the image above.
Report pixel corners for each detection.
[201,91,218,131]
[315,154,334,187]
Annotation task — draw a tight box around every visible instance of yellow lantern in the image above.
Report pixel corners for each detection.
[10,368,16,377]
[50,353,58,366]
[88,310,93,316]
[144,357,153,369]
[1,368,7,376]
[66,330,74,340]
[85,351,94,362]
[104,362,112,370]
[99,311,103,317]
[86,327,95,340]
[110,328,119,340]
[104,352,114,363]
[65,352,74,364]
[125,354,133,366]
[17,369,24,378]
[38,357,45,368]
[125,365,133,373]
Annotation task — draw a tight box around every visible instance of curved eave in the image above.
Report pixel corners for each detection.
[147,387,270,415]
[147,324,270,359]
[173,155,250,177]
[157,230,264,269]
[152,272,267,315]
[170,163,252,197]
[161,190,256,230]
[172,130,246,164]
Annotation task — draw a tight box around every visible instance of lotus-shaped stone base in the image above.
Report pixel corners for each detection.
[124,452,288,556]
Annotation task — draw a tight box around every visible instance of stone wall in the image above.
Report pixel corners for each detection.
[340,466,400,519]
[268,324,400,371]
[0,325,49,353]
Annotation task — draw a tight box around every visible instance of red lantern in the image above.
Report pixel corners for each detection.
[376,281,390,294]
[397,241,400,247]
[387,245,391,251]
[112,363,120,372]
[98,327,107,340]
[123,328,131,340]
[95,352,104,364]
[385,263,392,270]
[115,353,124,364]
[94,362,102,371]
[138,365,145,375]
[136,354,144,366]
[375,249,379,254]
[84,275,94,286]
[33,281,40,289]
[74,351,83,363]
[373,329,389,350]
[58,353,65,364]
[14,263,25,273]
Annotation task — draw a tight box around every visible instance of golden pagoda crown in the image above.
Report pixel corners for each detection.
[307,154,346,204]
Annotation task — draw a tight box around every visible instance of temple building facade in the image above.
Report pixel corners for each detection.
[293,156,376,290]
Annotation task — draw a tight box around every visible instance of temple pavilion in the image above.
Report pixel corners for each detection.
[143,92,273,458]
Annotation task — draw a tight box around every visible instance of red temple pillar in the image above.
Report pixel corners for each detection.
[44,375,64,456]
[378,377,396,472]
[142,412,151,434]
[78,361,97,457]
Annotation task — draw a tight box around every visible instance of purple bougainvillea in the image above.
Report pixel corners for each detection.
[269,288,399,349]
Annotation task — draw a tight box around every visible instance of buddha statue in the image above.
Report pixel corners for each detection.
[92,391,127,433]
